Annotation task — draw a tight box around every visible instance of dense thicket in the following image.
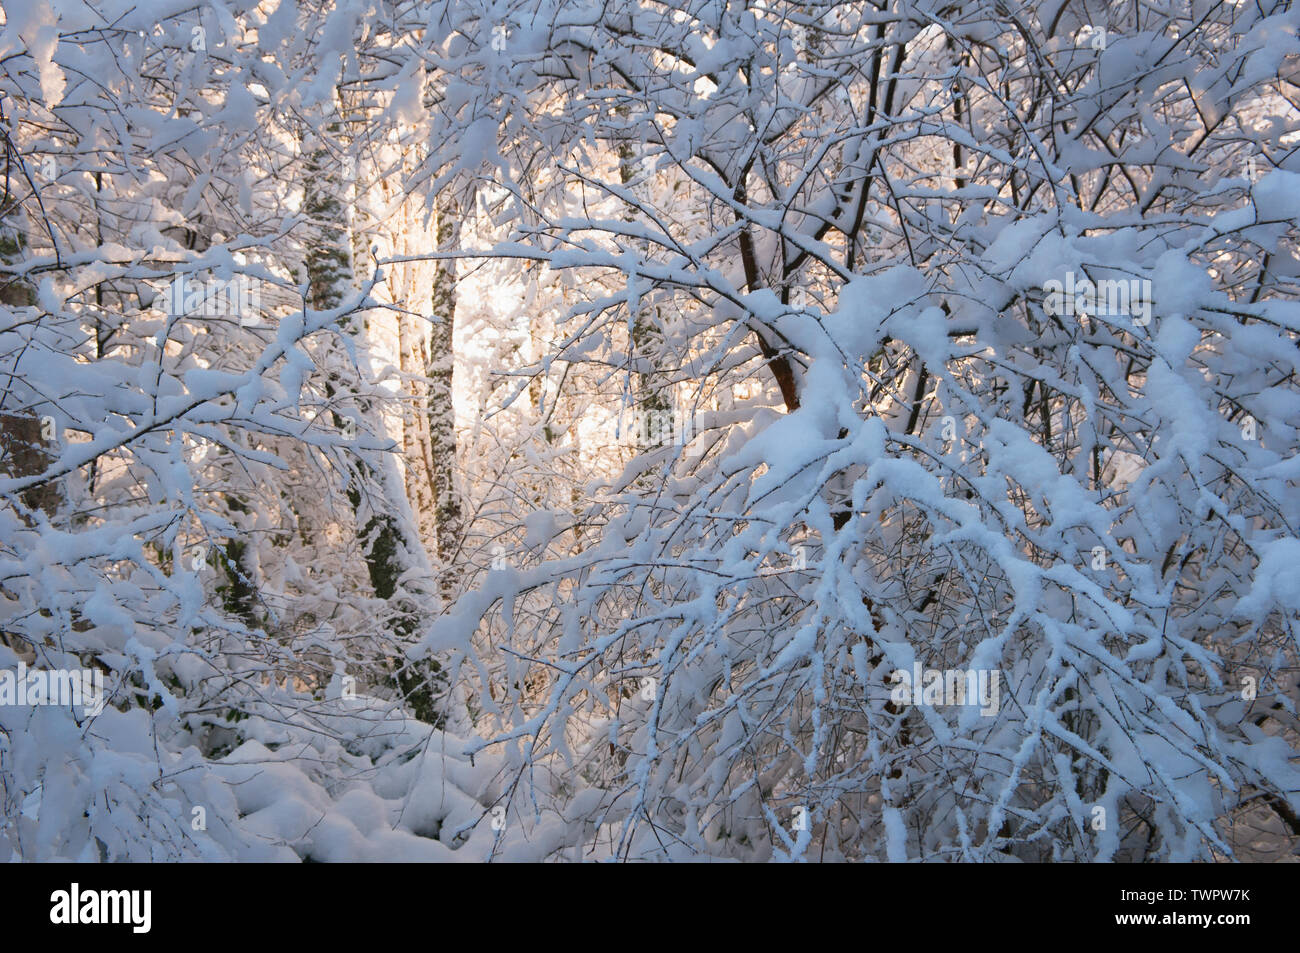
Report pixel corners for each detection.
[1,0,1297,861]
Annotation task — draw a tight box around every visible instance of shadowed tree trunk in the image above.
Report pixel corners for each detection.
[304,100,444,726]
[397,196,462,605]
[0,173,59,519]
[427,203,463,602]
[617,126,671,429]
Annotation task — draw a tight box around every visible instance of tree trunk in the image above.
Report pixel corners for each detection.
[304,98,444,726]
[427,204,463,602]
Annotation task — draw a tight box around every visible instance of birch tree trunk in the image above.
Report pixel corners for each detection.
[427,205,463,601]
[304,98,445,725]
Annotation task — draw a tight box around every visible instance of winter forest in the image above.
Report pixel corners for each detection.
[0,0,1298,864]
